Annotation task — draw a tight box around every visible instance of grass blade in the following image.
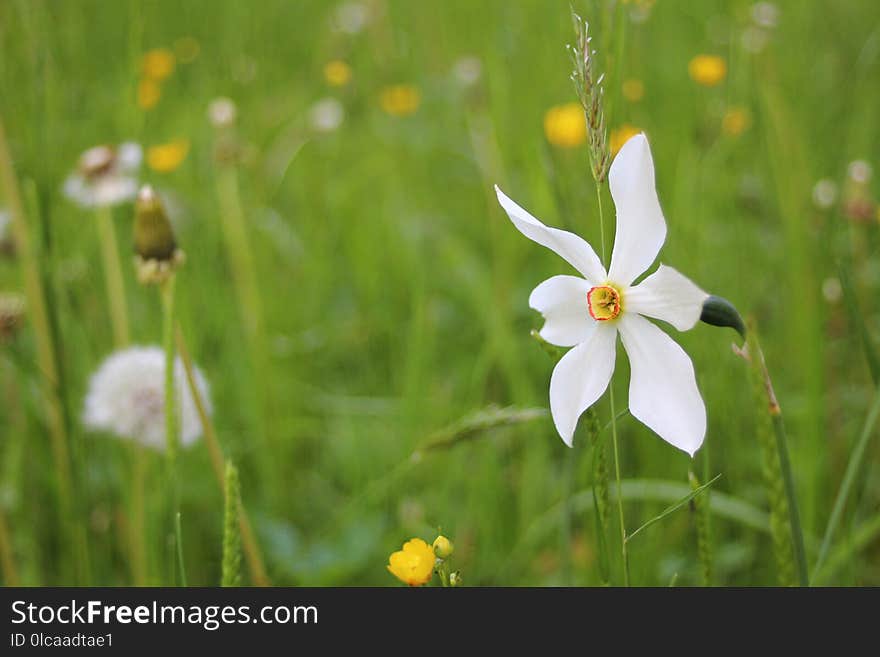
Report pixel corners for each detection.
[625,474,722,543]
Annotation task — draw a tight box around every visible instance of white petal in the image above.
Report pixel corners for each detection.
[607,134,667,286]
[618,313,706,456]
[625,264,709,331]
[529,275,594,347]
[496,185,606,284]
[549,324,617,447]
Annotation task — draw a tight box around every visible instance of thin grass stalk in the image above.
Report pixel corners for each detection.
[586,408,611,584]
[0,117,79,582]
[174,512,187,586]
[0,508,19,586]
[214,165,278,494]
[175,326,270,586]
[689,470,713,586]
[160,276,181,584]
[129,445,148,585]
[743,324,806,586]
[812,382,880,582]
[221,461,242,587]
[95,205,130,347]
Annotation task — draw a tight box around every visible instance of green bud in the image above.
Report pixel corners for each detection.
[449,571,462,587]
[432,535,454,559]
[134,185,177,261]
[700,295,745,338]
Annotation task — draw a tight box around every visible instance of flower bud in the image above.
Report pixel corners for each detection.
[133,185,184,284]
[449,571,462,587]
[700,295,745,338]
[432,535,454,559]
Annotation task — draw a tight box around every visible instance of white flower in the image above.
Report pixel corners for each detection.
[496,133,709,456]
[331,2,370,34]
[83,346,211,451]
[63,142,142,209]
[208,97,238,128]
[453,56,482,87]
[309,97,345,133]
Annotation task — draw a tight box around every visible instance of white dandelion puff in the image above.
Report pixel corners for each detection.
[812,179,838,210]
[310,97,345,133]
[83,346,211,451]
[63,142,143,209]
[208,97,238,128]
[453,56,482,87]
[331,2,370,34]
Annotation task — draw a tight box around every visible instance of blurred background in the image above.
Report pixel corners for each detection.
[1,0,878,586]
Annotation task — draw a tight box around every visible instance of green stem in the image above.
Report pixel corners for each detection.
[175,511,187,587]
[95,205,130,347]
[771,410,809,587]
[160,276,180,584]
[812,383,880,582]
[595,184,627,585]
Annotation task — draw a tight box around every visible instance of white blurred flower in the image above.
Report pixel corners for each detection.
[63,143,142,209]
[821,277,842,304]
[83,346,210,451]
[310,97,345,133]
[812,179,838,210]
[497,134,709,456]
[750,2,779,29]
[453,56,482,87]
[847,160,872,184]
[208,97,238,128]
[331,2,370,34]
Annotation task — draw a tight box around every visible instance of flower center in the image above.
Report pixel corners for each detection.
[587,285,622,321]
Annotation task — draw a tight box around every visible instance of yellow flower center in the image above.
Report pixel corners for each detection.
[587,285,622,321]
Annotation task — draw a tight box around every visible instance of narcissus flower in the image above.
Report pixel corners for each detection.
[496,133,709,455]
[387,538,435,586]
[83,345,210,451]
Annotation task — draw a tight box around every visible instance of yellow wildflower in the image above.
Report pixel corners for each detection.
[688,55,726,87]
[722,107,751,137]
[147,140,190,173]
[543,102,586,148]
[610,124,641,156]
[137,79,161,110]
[379,85,421,117]
[387,538,435,586]
[622,79,645,102]
[432,535,454,559]
[141,48,176,81]
[174,37,200,64]
[324,60,352,87]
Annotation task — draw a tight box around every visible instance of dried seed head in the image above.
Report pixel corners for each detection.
[0,292,25,341]
[568,10,610,183]
[133,185,184,284]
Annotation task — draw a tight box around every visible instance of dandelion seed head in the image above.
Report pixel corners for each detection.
[310,98,345,133]
[208,97,238,128]
[332,2,370,34]
[750,2,779,29]
[83,346,210,451]
[847,160,872,184]
[453,56,482,87]
[64,142,142,209]
[812,179,838,210]
[821,277,842,304]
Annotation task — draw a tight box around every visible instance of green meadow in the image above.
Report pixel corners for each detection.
[1,0,878,586]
